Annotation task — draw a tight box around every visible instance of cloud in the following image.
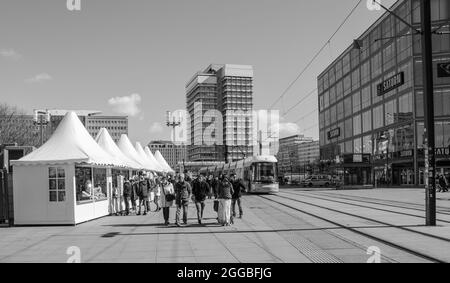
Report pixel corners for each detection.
[0,48,22,60]
[108,93,142,117]
[149,122,164,134]
[25,73,53,84]
[279,122,300,137]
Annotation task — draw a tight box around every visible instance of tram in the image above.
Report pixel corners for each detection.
[199,155,279,194]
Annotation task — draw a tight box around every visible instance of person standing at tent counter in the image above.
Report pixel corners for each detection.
[123,178,132,216]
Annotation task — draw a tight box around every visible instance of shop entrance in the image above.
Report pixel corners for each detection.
[392,164,415,186]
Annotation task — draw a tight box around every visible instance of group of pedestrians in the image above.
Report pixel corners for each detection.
[122,172,164,216]
[117,171,246,227]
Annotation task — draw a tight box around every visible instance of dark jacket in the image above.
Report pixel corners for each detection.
[131,181,138,200]
[439,176,448,188]
[123,181,132,197]
[175,181,192,205]
[136,179,149,198]
[231,180,245,199]
[212,179,219,198]
[192,179,210,202]
[218,179,234,200]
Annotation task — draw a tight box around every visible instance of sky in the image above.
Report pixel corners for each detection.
[0,0,397,143]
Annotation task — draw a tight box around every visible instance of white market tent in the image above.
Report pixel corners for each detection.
[95,128,142,170]
[117,134,149,170]
[144,146,167,173]
[154,150,175,173]
[14,112,119,167]
[135,142,162,172]
[11,112,127,225]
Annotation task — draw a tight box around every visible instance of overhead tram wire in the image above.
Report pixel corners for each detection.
[282,88,317,117]
[269,0,364,110]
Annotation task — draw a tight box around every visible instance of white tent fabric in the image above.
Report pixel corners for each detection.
[95,128,142,169]
[13,112,118,166]
[135,142,162,172]
[154,150,175,173]
[117,135,149,170]
[144,146,167,173]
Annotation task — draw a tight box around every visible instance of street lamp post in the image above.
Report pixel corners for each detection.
[33,110,50,146]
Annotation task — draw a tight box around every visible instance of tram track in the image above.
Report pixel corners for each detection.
[281,191,450,224]
[298,190,450,214]
[258,194,449,263]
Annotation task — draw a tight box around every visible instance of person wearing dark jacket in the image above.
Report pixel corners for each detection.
[230,175,245,218]
[123,178,132,215]
[175,173,192,226]
[137,176,149,216]
[192,175,210,224]
[217,175,234,226]
[131,177,138,214]
[438,174,448,192]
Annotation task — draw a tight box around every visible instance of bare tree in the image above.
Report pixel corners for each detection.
[0,103,39,147]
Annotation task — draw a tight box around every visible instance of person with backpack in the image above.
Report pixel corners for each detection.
[230,174,245,219]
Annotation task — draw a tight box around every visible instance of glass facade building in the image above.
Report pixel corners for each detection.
[318,0,450,187]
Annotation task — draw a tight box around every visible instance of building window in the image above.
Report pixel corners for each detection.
[373,105,384,129]
[49,167,66,202]
[352,91,361,113]
[337,101,344,121]
[361,86,371,109]
[353,114,362,136]
[354,138,362,154]
[371,52,382,78]
[344,96,352,118]
[398,92,413,121]
[363,135,372,154]
[362,110,372,133]
[385,99,397,125]
[345,118,353,139]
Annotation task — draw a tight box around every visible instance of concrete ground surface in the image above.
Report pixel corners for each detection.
[0,188,449,263]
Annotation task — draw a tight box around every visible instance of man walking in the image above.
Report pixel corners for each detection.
[230,174,245,219]
[192,175,210,225]
[175,173,192,227]
[137,174,149,216]
[123,178,132,216]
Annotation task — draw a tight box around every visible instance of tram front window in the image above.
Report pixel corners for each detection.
[253,163,276,183]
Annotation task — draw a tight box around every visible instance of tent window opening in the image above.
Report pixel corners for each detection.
[49,167,66,202]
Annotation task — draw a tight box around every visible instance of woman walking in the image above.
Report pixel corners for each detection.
[217,175,234,226]
[160,176,175,226]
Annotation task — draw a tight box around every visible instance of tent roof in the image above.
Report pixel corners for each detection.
[95,128,142,169]
[154,150,175,173]
[135,142,162,172]
[13,112,118,167]
[117,135,150,170]
[144,146,167,173]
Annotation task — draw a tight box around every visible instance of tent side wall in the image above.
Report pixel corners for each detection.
[13,164,76,225]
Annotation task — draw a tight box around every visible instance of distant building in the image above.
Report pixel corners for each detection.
[277,135,319,177]
[148,140,187,169]
[0,110,128,146]
[186,64,254,163]
[85,116,128,142]
[175,161,225,175]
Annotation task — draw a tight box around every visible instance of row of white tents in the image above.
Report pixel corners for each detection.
[11,112,174,225]
[15,111,174,173]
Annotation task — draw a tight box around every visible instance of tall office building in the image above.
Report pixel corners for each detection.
[317,0,450,187]
[186,64,254,162]
[148,140,188,169]
[85,116,128,142]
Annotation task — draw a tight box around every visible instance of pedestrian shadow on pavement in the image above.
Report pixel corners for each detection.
[99,224,428,238]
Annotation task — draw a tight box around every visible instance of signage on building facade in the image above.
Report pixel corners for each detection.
[377,72,405,96]
[435,146,450,157]
[327,128,341,140]
[437,63,450,78]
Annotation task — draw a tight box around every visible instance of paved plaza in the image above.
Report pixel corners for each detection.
[0,188,449,263]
